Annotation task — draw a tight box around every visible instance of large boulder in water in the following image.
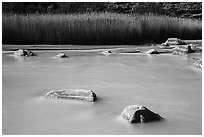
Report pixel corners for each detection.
[14,49,36,57]
[121,105,163,123]
[172,45,196,55]
[146,49,159,54]
[45,89,97,102]
[56,53,68,58]
[194,59,202,69]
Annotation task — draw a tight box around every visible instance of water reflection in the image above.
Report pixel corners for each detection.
[13,56,26,63]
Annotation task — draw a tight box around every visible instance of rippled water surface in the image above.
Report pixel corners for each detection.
[2,50,202,135]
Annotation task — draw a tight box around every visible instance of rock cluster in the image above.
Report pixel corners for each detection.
[121,105,163,123]
[14,49,36,57]
[45,89,97,102]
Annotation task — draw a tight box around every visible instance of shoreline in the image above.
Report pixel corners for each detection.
[2,40,202,60]
[2,40,202,52]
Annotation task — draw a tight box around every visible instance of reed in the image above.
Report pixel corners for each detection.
[2,13,202,45]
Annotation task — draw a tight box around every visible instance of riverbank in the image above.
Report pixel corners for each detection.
[2,39,202,51]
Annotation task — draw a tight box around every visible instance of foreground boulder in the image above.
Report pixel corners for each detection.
[146,49,159,54]
[121,105,163,123]
[14,49,36,57]
[56,53,68,58]
[172,45,196,55]
[45,89,97,102]
[194,59,202,69]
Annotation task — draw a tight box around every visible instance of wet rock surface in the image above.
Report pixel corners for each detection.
[56,53,68,58]
[101,48,141,55]
[116,48,140,53]
[146,49,159,54]
[121,105,163,123]
[161,38,186,46]
[101,50,113,55]
[14,49,36,57]
[45,89,97,102]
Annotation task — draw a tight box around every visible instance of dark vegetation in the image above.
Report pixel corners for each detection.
[3,2,202,19]
[2,2,202,45]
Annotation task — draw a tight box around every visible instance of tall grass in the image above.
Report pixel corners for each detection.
[2,13,202,45]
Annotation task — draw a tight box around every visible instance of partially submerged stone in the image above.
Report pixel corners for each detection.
[146,49,159,54]
[101,50,113,56]
[56,53,68,58]
[159,44,175,49]
[45,89,97,102]
[161,38,186,46]
[121,105,163,123]
[14,49,36,57]
[172,45,196,55]
[117,48,140,53]
[194,59,202,69]
[101,48,140,55]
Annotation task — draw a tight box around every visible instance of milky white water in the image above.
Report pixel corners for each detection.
[2,50,202,135]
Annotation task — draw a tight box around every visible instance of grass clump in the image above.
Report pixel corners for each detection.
[2,13,202,45]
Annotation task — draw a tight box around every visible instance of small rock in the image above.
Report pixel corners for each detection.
[159,44,175,49]
[117,48,140,53]
[101,50,113,56]
[161,38,186,46]
[194,59,202,69]
[121,105,163,123]
[14,49,36,57]
[56,53,68,58]
[45,89,97,102]
[146,49,159,54]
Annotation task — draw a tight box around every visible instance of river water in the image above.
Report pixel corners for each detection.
[2,50,202,135]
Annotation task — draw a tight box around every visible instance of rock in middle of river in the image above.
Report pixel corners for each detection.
[121,105,163,123]
[45,89,97,102]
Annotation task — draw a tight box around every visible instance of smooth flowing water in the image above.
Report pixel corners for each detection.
[2,50,202,135]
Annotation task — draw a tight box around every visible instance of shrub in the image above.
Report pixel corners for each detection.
[2,13,202,45]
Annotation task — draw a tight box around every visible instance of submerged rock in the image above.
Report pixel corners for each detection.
[172,45,196,55]
[194,59,202,69]
[101,48,140,55]
[117,48,140,53]
[45,89,97,102]
[121,105,163,123]
[56,53,68,58]
[146,49,159,54]
[159,44,175,49]
[14,49,36,57]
